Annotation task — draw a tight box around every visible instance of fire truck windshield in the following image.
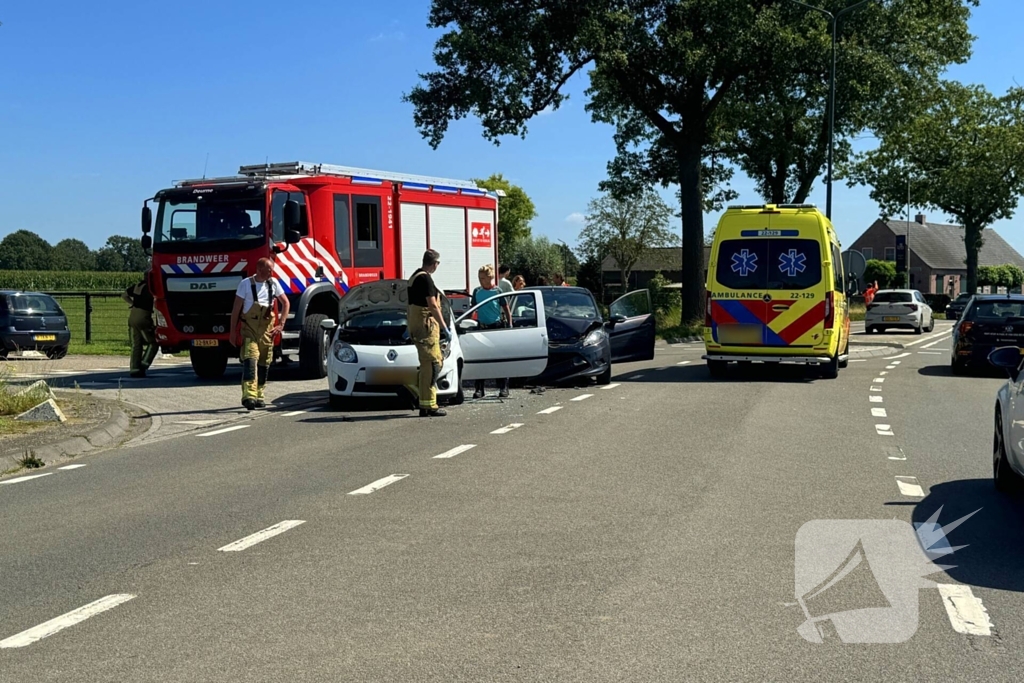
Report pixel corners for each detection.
[153,190,266,253]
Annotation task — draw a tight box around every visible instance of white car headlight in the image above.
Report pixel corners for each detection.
[332,340,358,363]
[584,328,608,347]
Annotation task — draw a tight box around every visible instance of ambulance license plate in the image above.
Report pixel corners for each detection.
[717,324,763,345]
[883,316,900,322]
[34,334,56,342]
[192,339,219,347]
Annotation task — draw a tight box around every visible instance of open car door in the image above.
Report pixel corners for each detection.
[607,289,656,363]
[455,290,549,380]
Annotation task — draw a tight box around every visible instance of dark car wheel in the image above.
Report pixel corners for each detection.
[994,411,1022,493]
[447,361,465,405]
[596,364,612,385]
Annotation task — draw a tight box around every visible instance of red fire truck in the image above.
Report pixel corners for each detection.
[141,162,501,379]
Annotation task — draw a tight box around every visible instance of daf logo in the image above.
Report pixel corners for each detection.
[387,349,398,361]
[190,282,217,290]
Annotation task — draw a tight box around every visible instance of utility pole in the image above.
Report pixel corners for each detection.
[789,0,872,220]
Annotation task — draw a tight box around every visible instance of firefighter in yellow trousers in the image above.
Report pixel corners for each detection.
[230,258,290,411]
[122,271,158,378]
[406,249,449,417]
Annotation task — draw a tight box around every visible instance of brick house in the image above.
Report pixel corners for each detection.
[848,215,1024,294]
[601,246,711,293]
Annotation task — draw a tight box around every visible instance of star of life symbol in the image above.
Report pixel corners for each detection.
[791,507,980,644]
[731,249,758,277]
[779,249,807,278]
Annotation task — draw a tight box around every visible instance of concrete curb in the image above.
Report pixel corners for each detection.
[18,397,133,467]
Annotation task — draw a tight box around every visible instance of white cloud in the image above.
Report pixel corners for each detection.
[369,31,405,43]
[565,212,585,224]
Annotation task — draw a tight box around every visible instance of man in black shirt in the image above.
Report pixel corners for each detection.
[406,249,450,417]
[121,270,158,378]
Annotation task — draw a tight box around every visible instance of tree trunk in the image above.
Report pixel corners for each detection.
[964,221,983,295]
[678,146,705,324]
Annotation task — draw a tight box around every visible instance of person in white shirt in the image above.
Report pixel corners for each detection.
[229,257,290,410]
[497,264,514,294]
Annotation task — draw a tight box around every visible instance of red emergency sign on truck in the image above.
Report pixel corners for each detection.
[140,162,501,380]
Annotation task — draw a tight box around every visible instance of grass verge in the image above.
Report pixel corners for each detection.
[0,373,52,436]
[68,341,132,356]
[655,304,703,341]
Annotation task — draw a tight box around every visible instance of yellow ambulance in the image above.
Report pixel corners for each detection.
[702,204,850,378]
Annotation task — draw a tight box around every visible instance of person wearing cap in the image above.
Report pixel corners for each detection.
[229,257,289,410]
[406,249,450,417]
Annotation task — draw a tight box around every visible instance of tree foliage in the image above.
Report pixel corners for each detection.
[51,239,97,272]
[577,190,677,291]
[844,82,1024,294]
[472,174,537,253]
[500,235,565,287]
[96,235,150,272]
[863,259,898,289]
[977,264,1024,290]
[0,230,53,271]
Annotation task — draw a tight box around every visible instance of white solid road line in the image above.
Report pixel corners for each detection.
[677,361,692,366]
[870,396,884,403]
[348,474,409,495]
[571,394,594,401]
[197,424,250,437]
[627,374,645,380]
[905,330,952,347]
[849,359,867,362]
[871,408,888,418]
[937,584,994,636]
[57,464,87,471]
[1,473,52,485]
[218,520,306,552]
[876,424,894,437]
[0,594,136,649]
[537,406,563,415]
[885,353,912,360]
[918,351,942,355]
[433,444,476,459]
[922,338,948,349]
[896,476,926,497]
[600,383,621,390]
[491,423,524,434]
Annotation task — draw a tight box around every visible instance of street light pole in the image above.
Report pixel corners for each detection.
[789,0,872,220]
[558,239,569,281]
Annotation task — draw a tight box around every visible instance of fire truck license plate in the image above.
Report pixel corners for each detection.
[34,335,56,342]
[192,339,219,347]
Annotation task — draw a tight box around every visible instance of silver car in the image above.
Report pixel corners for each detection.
[865,289,934,335]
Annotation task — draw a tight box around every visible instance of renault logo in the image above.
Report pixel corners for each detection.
[387,349,398,361]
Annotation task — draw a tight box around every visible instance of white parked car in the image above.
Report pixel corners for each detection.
[323,280,549,409]
[988,346,1024,492]
[865,289,934,334]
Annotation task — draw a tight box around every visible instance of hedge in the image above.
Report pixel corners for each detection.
[0,270,143,292]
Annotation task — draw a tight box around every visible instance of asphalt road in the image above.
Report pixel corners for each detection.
[3,326,1023,681]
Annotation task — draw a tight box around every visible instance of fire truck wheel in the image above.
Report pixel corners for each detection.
[190,346,229,379]
[300,314,330,379]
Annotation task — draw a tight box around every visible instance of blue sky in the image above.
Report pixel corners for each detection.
[1,1,1021,255]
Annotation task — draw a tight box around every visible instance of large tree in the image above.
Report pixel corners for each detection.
[471,173,537,254]
[96,235,150,272]
[844,82,1024,294]
[501,235,566,286]
[577,190,677,291]
[51,238,97,271]
[717,0,974,205]
[0,230,52,270]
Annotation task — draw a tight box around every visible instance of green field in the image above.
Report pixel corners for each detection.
[49,293,133,355]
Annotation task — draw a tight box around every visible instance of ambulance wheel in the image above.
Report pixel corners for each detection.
[707,360,727,378]
[190,346,228,379]
[299,314,330,379]
[820,354,840,379]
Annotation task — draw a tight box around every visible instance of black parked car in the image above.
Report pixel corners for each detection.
[950,294,1024,374]
[0,291,71,359]
[945,292,973,320]
[517,287,656,385]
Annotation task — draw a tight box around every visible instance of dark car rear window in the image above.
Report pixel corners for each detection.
[967,300,1024,320]
[873,291,913,303]
[10,294,63,315]
[715,239,822,291]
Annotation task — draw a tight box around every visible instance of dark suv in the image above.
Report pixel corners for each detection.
[951,294,1024,374]
[0,291,71,359]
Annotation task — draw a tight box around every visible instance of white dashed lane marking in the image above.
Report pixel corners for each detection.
[1,473,52,485]
[433,444,476,459]
[873,378,886,383]
[571,394,593,402]
[871,408,888,418]
[886,353,911,360]
[0,594,136,649]
[197,425,250,437]
[880,371,889,375]
[348,474,409,495]
[537,406,563,415]
[491,423,524,434]
[870,396,884,403]
[919,351,942,355]
[600,383,621,390]
[937,584,994,636]
[871,386,883,392]
[891,361,902,365]
[896,476,925,497]
[876,424,894,436]
[217,520,306,552]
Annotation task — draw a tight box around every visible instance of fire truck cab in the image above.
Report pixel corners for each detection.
[141,162,501,379]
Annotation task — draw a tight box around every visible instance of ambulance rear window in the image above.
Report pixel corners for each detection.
[715,239,822,290]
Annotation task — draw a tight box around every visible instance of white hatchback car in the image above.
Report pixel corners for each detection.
[865,288,935,334]
[323,280,549,409]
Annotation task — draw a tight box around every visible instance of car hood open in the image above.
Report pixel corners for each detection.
[339,280,410,323]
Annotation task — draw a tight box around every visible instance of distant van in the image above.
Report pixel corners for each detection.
[702,204,850,378]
